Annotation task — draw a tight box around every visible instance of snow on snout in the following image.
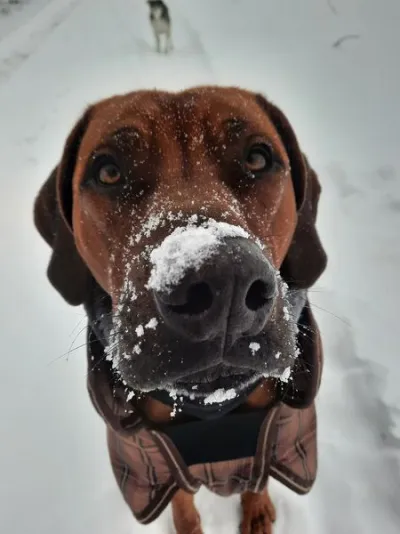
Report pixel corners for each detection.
[146,220,257,293]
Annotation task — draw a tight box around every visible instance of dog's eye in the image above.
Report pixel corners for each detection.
[245,144,273,174]
[97,162,121,186]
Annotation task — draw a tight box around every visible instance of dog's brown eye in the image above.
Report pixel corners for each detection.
[98,163,121,185]
[245,144,273,174]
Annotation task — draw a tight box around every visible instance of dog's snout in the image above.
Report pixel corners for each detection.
[153,237,277,343]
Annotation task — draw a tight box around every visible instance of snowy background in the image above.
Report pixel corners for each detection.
[0,0,399,533]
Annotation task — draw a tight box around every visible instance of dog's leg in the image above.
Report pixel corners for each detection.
[240,489,276,534]
[155,33,161,53]
[171,489,203,534]
[166,29,173,53]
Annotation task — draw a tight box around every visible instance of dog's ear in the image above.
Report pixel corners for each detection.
[33,109,92,305]
[255,95,327,289]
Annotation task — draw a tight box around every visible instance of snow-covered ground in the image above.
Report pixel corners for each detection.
[0,1,52,42]
[0,0,399,533]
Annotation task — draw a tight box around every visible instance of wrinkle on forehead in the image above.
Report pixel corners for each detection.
[78,87,288,164]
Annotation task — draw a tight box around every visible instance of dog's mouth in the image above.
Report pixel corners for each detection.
[148,366,263,419]
[172,365,258,397]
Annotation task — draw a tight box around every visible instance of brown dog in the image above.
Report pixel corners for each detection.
[34,86,326,534]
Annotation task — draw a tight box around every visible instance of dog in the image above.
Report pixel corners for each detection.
[34,86,327,534]
[147,0,173,53]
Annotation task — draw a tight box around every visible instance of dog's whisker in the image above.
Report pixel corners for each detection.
[305,302,349,326]
[88,356,109,375]
[48,323,91,366]
[50,329,124,363]
[281,307,317,338]
[69,314,90,337]
[278,373,298,399]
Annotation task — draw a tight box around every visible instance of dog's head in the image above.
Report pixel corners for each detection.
[147,0,164,9]
[34,87,326,402]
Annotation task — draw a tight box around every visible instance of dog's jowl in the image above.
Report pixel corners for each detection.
[34,86,327,534]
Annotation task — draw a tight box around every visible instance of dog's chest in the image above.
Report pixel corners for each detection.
[150,8,169,34]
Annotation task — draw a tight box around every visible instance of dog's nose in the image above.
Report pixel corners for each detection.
[152,237,277,343]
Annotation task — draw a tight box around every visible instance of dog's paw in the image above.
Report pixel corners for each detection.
[240,490,276,534]
[175,522,203,534]
[174,514,203,534]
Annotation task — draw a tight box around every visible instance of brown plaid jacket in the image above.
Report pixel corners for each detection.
[86,304,322,524]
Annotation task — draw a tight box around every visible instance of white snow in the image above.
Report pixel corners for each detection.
[168,389,178,401]
[282,306,290,321]
[203,388,237,405]
[145,317,158,330]
[135,325,144,337]
[279,366,292,383]
[147,220,251,292]
[134,212,166,243]
[132,344,142,355]
[1,0,400,533]
[249,341,261,355]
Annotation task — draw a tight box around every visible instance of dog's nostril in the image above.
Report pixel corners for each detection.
[167,282,214,316]
[245,279,274,311]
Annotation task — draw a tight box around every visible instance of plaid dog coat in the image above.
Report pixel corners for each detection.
[86,297,322,524]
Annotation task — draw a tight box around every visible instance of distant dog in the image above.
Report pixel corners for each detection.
[147,0,173,53]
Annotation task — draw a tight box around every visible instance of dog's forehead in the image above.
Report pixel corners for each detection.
[82,88,279,152]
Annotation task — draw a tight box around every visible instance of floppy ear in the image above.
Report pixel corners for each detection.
[255,95,327,289]
[33,109,92,305]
